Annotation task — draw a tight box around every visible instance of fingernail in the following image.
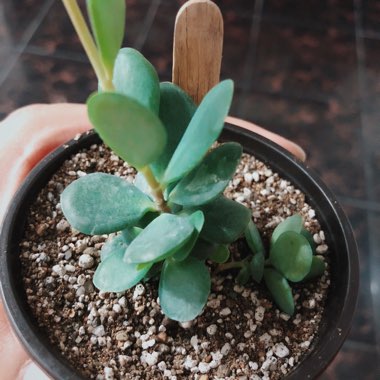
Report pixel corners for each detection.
[19,361,50,380]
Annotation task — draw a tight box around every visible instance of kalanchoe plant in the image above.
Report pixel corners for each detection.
[61,0,325,321]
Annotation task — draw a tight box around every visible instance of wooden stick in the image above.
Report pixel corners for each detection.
[172,0,223,104]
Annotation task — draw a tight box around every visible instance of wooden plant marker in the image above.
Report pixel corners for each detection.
[172,0,224,105]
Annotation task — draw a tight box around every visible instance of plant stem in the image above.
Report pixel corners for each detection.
[216,260,245,273]
[62,0,114,91]
[140,166,170,213]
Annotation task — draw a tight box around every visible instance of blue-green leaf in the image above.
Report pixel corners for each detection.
[301,228,316,254]
[163,80,234,185]
[100,234,128,261]
[249,253,265,283]
[87,92,167,169]
[113,48,160,113]
[199,196,251,244]
[264,268,294,315]
[87,0,125,73]
[159,257,210,321]
[172,211,205,262]
[94,247,151,293]
[271,214,303,245]
[169,143,242,206]
[270,231,313,282]
[61,173,155,235]
[208,245,230,264]
[124,213,195,264]
[245,220,265,255]
[304,255,326,281]
[151,82,196,179]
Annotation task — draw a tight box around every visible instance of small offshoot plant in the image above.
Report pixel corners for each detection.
[61,0,326,322]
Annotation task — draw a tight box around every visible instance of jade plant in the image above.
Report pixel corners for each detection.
[60,0,325,321]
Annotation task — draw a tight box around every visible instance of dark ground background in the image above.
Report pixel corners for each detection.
[0,1,379,378]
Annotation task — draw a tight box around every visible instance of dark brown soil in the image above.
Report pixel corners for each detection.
[19,143,330,380]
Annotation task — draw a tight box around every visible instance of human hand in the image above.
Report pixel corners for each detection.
[0,104,305,379]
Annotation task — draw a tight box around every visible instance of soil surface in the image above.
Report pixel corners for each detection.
[20,143,330,380]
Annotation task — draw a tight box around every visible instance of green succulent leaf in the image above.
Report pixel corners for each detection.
[199,196,251,244]
[124,213,195,264]
[159,257,211,322]
[270,231,313,282]
[236,266,250,285]
[301,228,316,254]
[172,211,205,262]
[245,220,265,256]
[87,92,167,169]
[87,0,126,73]
[94,247,151,293]
[121,227,142,243]
[208,245,230,264]
[271,214,303,245]
[304,255,326,281]
[169,143,242,207]
[134,172,153,199]
[113,48,160,113]
[100,234,128,261]
[151,82,196,179]
[190,239,218,261]
[61,173,155,235]
[249,253,265,283]
[163,80,234,185]
[264,268,294,315]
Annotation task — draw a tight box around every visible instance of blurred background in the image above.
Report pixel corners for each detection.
[0,0,379,378]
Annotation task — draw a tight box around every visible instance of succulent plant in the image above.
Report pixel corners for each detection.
[61,0,325,321]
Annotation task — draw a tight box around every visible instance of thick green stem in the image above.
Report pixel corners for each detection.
[140,167,170,213]
[62,0,114,91]
[216,260,245,273]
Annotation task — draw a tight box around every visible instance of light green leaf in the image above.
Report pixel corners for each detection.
[151,82,196,179]
[208,245,230,263]
[113,48,160,113]
[236,266,250,285]
[124,213,195,264]
[301,228,316,254]
[134,172,153,199]
[304,255,326,281]
[61,173,155,235]
[163,80,234,185]
[264,268,294,315]
[100,234,128,261]
[190,239,218,261]
[94,248,151,293]
[249,253,265,283]
[271,214,303,245]
[87,0,125,73]
[199,196,251,244]
[270,231,313,282]
[121,227,142,243]
[159,257,210,321]
[245,220,265,255]
[172,211,204,262]
[169,143,242,207]
[87,92,167,169]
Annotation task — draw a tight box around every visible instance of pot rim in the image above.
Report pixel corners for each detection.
[0,124,359,380]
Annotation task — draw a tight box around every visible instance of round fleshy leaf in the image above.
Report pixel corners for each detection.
[271,214,303,245]
[264,268,294,315]
[301,228,316,254]
[236,266,250,285]
[199,196,251,244]
[163,80,234,185]
[94,248,151,293]
[245,220,265,255]
[100,234,128,261]
[304,255,326,281]
[87,92,167,169]
[190,239,218,261]
[87,0,125,73]
[208,245,230,264]
[270,231,313,282]
[124,213,195,264]
[61,173,155,235]
[159,257,210,321]
[169,143,242,207]
[113,48,160,113]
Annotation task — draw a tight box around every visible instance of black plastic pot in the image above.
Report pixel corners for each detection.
[0,124,359,380]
